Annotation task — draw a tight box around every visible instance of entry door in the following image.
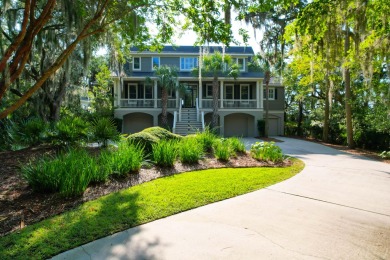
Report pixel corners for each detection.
[183,84,198,108]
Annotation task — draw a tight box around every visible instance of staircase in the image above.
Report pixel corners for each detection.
[175,108,203,136]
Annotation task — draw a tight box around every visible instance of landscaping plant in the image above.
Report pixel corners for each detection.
[51,116,90,146]
[6,117,48,149]
[91,117,120,147]
[228,137,246,154]
[179,136,203,164]
[213,138,232,161]
[196,127,217,152]
[379,151,390,159]
[152,139,178,167]
[250,141,284,163]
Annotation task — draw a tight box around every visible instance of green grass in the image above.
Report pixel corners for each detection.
[0,159,304,259]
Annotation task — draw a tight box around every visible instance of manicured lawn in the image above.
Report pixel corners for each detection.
[0,159,304,259]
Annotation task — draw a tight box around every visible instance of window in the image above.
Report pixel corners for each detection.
[124,83,137,99]
[152,57,160,70]
[180,57,198,70]
[263,88,275,100]
[144,84,153,99]
[206,84,213,98]
[224,84,234,99]
[236,58,245,71]
[133,57,141,70]
[240,84,249,100]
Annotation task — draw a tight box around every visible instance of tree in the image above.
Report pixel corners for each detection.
[193,51,239,129]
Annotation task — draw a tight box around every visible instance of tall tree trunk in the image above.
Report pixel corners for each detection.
[211,75,219,129]
[297,100,303,136]
[344,22,355,148]
[264,70,270,137]
[161,87,168,128]
[323,73,330,142]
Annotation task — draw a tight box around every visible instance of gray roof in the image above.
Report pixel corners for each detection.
[130,45,255,55]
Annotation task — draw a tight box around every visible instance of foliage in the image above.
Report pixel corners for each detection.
[250,142,284,163]
[228,137,246,154]
[379,151,390,159]
[100,142,144,177]
[127,132,159,154]
[21,149,97,197]
[91,117,120,147]
[152,140,178,167]
[179,136,204,164]
[0,160,304,259]
[196,127,217,152]
[142,127,182,141]
[51,116,90,146]
[6,117,48,150]
[213,138,232,161]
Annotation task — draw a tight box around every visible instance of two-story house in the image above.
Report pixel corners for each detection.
[112,46,284,137]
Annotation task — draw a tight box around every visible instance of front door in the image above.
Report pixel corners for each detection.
[183,84,198,108]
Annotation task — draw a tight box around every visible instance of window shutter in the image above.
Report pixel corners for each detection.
[275,88,278,100]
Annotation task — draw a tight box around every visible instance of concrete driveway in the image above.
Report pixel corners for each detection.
[54,137,390,260]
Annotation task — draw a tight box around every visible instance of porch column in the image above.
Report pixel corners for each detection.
[118,77,122,107]
[260,79,264,109]
[176,90,179,108]
[220,115,225,136]
[199,83,202,108]
[256,80,260,108]
[154,80,158,108]
[220,80,224,108]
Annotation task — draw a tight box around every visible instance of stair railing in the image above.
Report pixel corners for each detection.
[179,98,182,122]
[201,111,205,132]
[173,111,177,134]
[196,97,199,121]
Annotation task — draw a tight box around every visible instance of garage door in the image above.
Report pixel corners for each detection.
[268,118,279,136]
[123,113,153,134]
[224,114,254,137]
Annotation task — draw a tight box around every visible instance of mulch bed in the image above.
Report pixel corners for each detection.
[0,146,290,237]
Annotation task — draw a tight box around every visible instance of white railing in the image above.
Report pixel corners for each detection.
[173,111,177,134]
[201,111,205,131]
[120,99,154,108]
[202,99,257,109]
[196,97,199,121]
[157,99,176,108]
[179,98,182,122]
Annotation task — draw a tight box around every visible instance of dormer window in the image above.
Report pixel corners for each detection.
[152,57,160,70]
[133,57,141,70]
[180,57,198,71]
[236,58,245,71]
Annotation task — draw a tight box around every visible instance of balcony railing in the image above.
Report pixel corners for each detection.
[157,99,176,108]
[202,99,257,109]
[120,99,154,108]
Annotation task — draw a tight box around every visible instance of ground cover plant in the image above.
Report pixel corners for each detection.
[152,139,178,167]
[0,159,304,259]
[179,136,204,164]
[250,141,284,163]
[213,138,233,161]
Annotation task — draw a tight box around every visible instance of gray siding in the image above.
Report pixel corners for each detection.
[161,57,180,68]
[268,87,284,110]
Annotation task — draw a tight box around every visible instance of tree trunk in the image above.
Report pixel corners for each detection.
[344,22,355,148]
[297,100,303,136]
[264,70,270,138]
[211,75,219,129]
[161,87,168,128]
[323,74,330,142]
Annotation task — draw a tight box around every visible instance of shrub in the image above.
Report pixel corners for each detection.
[7,117,48,149]
[179,136,203,164]
[21,149,97,197]
[152,140,178,167]
[127,132,159,154]
[228,137,246,154]
[213,138,232,161]
[196,127,217,152]
[250,141,284,163]
[142,127,182,140]
[52,116,90,146]
[379,151,390,159]
[91,117,120,147]
[257,120,265,137]
[100,142,144,177]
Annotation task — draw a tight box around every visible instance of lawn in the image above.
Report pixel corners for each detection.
[0,159,303,259]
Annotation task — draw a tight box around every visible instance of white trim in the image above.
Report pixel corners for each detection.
[132,57,141,70]
[180,57,198,71]
[205,84,213,98]
[126,83,138,99]
[151,56,160,70]
[130,52,254,57]
[240,84,250,100]
[236,58,245,72]
[143,83,153,99]
[264,87,275,100]
[224,84,234,99]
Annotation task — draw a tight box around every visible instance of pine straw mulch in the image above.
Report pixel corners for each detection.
[0,145,291,237]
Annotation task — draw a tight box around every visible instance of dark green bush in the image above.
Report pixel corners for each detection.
[257,120,265,137]
[152,140,178,167]
[142,127,182,140]
[6,117,48,149]
[52,116,90,146]
[127,132,159,154]
[179,136,203,164]
[91,117,120,147]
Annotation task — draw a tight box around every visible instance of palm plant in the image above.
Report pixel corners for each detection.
[193,51,239,129]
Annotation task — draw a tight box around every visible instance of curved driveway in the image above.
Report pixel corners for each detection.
[54,137,390,260]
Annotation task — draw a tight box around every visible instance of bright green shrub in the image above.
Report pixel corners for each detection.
[228,137,246,153]
[379,151,390,159]
[250,141,284,163]
[100,142,144,177]
[52,116,90,146]
[7,117,48,149]
[127,132,159,153]
[142,127,182,140]
[179,136,203,164]
[196,127,217,152]
[213,138,232,161]
[91,117,120,147]
[152,140,178,167]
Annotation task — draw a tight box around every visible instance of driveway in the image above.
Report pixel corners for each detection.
[54,137,390,260]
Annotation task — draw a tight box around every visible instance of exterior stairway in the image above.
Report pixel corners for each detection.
[175,108,203,136]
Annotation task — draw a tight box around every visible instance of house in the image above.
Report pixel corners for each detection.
[112,46,284,137]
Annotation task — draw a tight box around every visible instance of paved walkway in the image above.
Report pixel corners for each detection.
[53,137,390,260]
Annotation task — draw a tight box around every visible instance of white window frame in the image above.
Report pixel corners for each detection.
[133,57,141,71]
[180,57,198,71]
[206,84,213,98]
[224,84,234,99]
[240,84,250,100]
[263,88,275,100]
[236,58,245,72]
[126,83,138,99]
[151,57,160,70]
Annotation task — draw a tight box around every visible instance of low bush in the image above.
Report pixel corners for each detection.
[6,117,48,149]
[100,142,144,177]
[91,117,120,147]
[152,140,178,167]
[228,137,246,154]
[127,132,159,154]
[213,138,232,161]
[52,116,90,146]
[142,127,182,141]
[21,149,97,197]
[196,127,217,152]
[379,151,390,159]
[179,136,203,164]
[250,141,284,163]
